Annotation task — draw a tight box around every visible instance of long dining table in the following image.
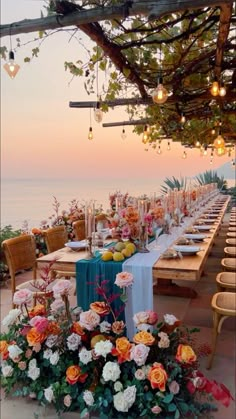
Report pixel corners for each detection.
[36,193,230,339]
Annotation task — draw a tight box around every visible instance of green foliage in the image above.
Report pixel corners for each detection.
[160,176,187,194]
[195,170,227,190]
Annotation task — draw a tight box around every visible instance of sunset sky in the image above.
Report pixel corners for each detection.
[1,0,234,181]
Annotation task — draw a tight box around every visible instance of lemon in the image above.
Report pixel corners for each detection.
[125,243,136,254]
[113,251,125,262]
[115,242,126,252]
[122,248,132,258]
[101,251,114,261]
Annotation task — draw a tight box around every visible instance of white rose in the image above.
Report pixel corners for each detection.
[2,365,14,377]
[134,369,145,380]
[123,385,136,408]
[67,333,81,351]
[83,390,94,406]
[27,366,40,381]
[114,381,123,392]
[50,351,60,366]
[44,385,54,403]
[2,309,21,328]
[94,340,113,358]
[102,361,121,382]
[45,335,58,348]
[99,321,111,333]
[163,314,178,325]
[43,349,53,359]
[113,392,128,412]
[8,344,23,361]
[79,347,92,365]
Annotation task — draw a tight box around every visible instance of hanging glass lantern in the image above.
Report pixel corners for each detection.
[213,133,225,149]
[152,76,168,104]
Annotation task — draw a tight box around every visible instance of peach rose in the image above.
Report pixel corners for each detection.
[71,322,85,336]
[133,331,155,346]
[0,340,9,359]
[176,344,197,364]
[66,365,88,385]
[13,289,33,306]
[26,327,46,346]
[114,337,133,362]
[90,302,110,316]
[52,280,73,298]
[46,321,61,336]
[111,321,125,335]
[79,310,100,331]
[147,362,168,391]
[114,272,134,288]
[29,304,46,318]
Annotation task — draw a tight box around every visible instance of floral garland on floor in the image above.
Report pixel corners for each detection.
[0,272,234,418]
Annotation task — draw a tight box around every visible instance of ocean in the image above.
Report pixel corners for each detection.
[2,177,234,230]
[1,177,164,230]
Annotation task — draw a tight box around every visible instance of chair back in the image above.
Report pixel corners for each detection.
[73,220,86,241]
[44,225,68,253]
[2,234,37,294]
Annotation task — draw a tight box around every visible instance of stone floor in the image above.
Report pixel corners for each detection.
[0,213,235,418]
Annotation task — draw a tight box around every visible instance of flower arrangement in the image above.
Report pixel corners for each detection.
[0,271,233,419]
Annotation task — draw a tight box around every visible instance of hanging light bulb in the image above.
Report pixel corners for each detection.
[203,145,208,156]
[152,76,168,104]
[157,144,162,155]
[213,131,225,149]
[4,50,20,79]
[215,146,226,157]
[180,112,186,124]
[211,128,216,135]
[219,82,226,97]
[231,159,235,167]
[210,157,213,165]
[94,100,103,123]
[182,150,187,159]
[121,127,127,140]
[210,76,219,96]
[142,125,149,143]
[195,140,201,148]
[167,141,171,151]
[88,126,93,140]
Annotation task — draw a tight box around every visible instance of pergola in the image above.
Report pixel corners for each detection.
[1,1,235,147]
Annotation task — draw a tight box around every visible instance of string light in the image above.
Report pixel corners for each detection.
[152,44,168,104]
[142,125,149,143]
[121,126,127,140]
[210,76,219,96]
[157,143,162,154]
[203,145,208,156]
[219,82,226,97]
[167,141,171,151]
[180,112,186,124]
[195,140,201,147]
[182,150,187,159]
[88,108,93,140]
[3,25,20,79]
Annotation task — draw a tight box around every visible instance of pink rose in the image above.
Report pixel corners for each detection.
[169,380,180,394]
[13,289,33,306]
[130,343,150,366]
[52,280,73,298]
[115,272,134,288]
[79,310,100,331]
[146,310,158,325]
[29,316,49,333]
[151,405,162,414]
[50,299,65,312]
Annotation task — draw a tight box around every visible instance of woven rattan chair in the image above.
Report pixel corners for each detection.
[43,225,68,253]
[216,272,236,292]
[226,238,236,246]
[221,258,236,272]
[207,292,236,369]
[73,220,86,241]
[2,235,57,307]
[224,247,236,258]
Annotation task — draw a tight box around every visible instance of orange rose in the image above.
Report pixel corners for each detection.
[90,302,110,316]
[133,331,155,346]
[46,321,61,336]
[71,322,85,336]
[147,362,168,391]
[29,304,46,318]
[113,337,133,362]
[26,327,46,346]
[66,365,88,385]
[111,321,125,335]
[0,340,9,359]
[176,344,197,364]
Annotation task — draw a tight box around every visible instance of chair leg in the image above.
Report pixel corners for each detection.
[207,311,221,370]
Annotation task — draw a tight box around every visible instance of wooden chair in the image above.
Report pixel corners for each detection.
[224,247,236,258]
[216,272,236,292]
[73,220,86,241]
[227,232,236,238]
[43,225,68,253]
[221,258,236,272]
[2,235,57,307]
[226,238,236,246]
[228,227,236,232]
[207,292,236,369]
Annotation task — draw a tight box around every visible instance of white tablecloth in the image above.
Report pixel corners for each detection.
[122,193,221,339]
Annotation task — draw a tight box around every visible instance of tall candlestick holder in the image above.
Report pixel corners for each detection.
[85,236,94,259]
[137,224,149,253]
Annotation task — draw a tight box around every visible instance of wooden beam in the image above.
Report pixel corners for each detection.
[214,3,233,79]
[0,0,234,38]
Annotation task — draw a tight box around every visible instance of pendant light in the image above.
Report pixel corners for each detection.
[88,108,93,140]
[182,150,187,159]
[210,76,219,96]
[152,44,168,104]
[142,124,149,143]
[213,129,225,149]
[219,82,226,97]
[167,141,171,151]
[121,124,127,140]
[3,26,20,79]
[180,112,186,124]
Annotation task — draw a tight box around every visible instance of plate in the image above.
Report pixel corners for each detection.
[65,240,88,251]
[184,233,209,241]
[173,245,203,255]
[193,225,214,231]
